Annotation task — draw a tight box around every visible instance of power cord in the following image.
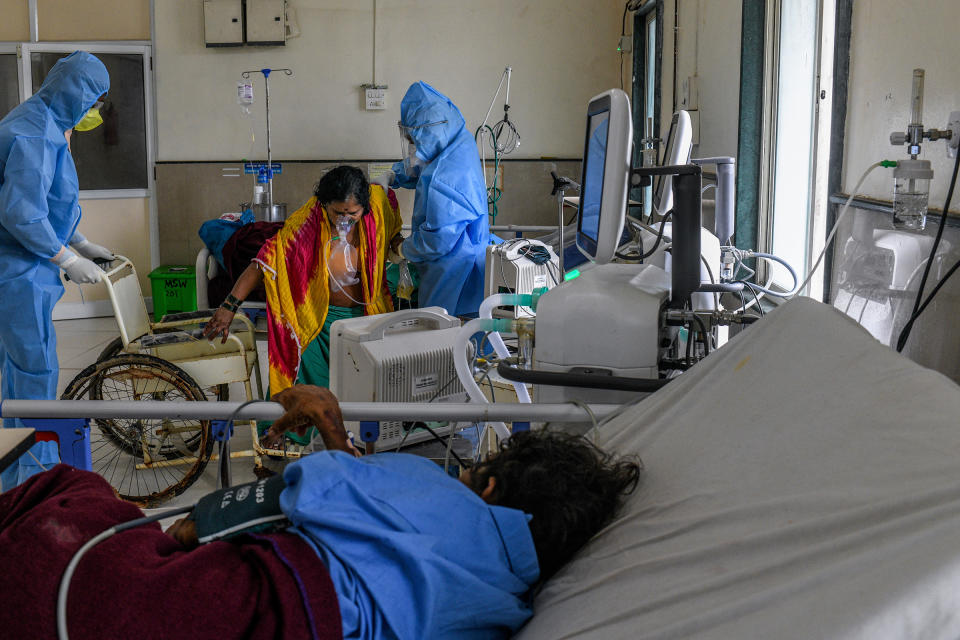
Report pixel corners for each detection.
[58,504,195,640]
[641,211,673,260]
[517,244,553,265]
[400,421,469,469]
[896,149,960,352]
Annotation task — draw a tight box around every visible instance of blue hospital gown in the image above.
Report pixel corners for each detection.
[280,451,540,639]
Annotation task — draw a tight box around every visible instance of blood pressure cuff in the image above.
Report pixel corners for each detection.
[189,475,290,544]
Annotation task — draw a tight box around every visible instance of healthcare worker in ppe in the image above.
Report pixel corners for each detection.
[0,51,112,489]
[381,82,491,316]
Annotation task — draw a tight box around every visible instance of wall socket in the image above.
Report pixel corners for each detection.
[363,87,387,110]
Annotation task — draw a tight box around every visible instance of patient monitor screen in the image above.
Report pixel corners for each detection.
[578,109,610,256]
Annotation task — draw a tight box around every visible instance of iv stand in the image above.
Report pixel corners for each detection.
[241,68,293,209]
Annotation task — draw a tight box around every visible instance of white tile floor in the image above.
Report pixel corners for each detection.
[7,316,274,520]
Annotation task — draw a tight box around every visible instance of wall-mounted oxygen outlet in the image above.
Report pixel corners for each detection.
[947,110,960,159]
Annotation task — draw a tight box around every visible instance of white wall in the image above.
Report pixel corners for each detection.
[661,0,742,161]
[154,0,629,162]
[692,0,741,160]
[844,0,959,204]
[58,198,153,307]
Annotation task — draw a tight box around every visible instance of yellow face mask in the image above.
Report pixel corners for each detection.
[74,107,103,132]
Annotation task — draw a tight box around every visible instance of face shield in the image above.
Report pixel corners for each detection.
[398,119,448,178]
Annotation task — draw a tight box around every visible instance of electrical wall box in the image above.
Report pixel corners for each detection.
[204,0,244,47]
[246,0,286,46]
[365,87,387,110]
[618,35,632,53]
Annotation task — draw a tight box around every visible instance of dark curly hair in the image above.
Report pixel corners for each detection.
[313,165,370,213]
[465,429,642,582]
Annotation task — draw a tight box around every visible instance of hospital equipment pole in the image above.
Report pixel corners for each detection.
[550,172,581,277]
[240,68,293,208]
[0,400,623,423]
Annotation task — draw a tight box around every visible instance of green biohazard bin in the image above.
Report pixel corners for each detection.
[148,265,197,321]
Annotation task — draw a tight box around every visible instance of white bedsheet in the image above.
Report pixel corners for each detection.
[518,297,960,639]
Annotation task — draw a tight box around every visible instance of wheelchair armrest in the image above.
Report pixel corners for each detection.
[139,329,206,348]
[158,309,217,323]
[152,313,256,335]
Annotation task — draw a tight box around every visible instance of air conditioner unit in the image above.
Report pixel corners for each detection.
[329,307,468,449]
[484,239,560,318]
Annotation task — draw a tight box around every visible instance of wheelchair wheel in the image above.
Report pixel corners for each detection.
[96,336,124,362]
[98,338,229,401]
[60,354,214,507]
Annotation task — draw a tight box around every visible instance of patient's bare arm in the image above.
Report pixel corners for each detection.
[166,386,358,547]
[202,262,264,344]
[261,385,362,456]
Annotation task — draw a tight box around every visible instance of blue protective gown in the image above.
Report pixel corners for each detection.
[391,82,490,316]
[0,52,109,486]
[281,451,539,639]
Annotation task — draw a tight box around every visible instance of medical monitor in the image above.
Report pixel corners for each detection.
[576,89,632,266]
[653,110,693,216]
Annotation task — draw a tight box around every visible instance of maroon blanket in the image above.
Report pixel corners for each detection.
[0,465,341,640]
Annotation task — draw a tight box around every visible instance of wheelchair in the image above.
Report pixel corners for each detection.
[60,256,264,507]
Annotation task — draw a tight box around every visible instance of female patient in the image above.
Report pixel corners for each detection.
[203,166,403,420]
[0,385,641,640]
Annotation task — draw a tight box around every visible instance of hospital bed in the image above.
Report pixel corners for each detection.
[519,296,960,639]
[9,295,958,637]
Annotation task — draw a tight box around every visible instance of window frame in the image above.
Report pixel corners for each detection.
[0,44,23,116]
[16,41,155,201]
[631,1,663,218]
[755,0,836,299]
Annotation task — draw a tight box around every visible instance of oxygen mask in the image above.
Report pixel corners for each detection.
[336,214,355,235]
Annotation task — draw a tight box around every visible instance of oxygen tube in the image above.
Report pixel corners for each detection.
[326,215,371,306]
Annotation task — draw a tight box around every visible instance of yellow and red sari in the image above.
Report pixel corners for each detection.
[254,185,402,395]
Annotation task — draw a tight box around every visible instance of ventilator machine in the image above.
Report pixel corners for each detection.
[483,88,771,407]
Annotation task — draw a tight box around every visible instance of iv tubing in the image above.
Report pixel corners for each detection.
[479,294,533,403]
[454,318,514,439]
[792,161,885,298]
[742,252,799,296]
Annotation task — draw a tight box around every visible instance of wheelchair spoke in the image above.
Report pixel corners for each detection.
[60,354,213,507]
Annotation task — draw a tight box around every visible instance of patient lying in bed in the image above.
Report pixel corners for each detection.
[0,385,640,640]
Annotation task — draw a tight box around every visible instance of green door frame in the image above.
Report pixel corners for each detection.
[631,1,663,209]
[735,0,766,253]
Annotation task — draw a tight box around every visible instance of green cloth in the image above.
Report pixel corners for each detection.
[260,304,365,445]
